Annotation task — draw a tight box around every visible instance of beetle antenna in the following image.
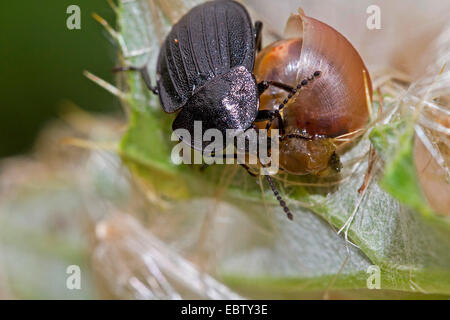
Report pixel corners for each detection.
[265,175,293,220]
[277,70,322,112]
[261,71,322,133]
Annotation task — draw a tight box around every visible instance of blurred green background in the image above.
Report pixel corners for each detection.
[0,0,120,157]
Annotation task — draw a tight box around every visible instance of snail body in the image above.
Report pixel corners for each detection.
[254,9,372,175]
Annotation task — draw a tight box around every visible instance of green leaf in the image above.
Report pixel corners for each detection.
[370,121,436,217]
[117,0,450,298]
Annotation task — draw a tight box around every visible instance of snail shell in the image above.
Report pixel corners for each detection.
[255,8,372,175]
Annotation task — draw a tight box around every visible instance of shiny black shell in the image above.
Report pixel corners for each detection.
[155,0,258,149]
[157,0,255,112]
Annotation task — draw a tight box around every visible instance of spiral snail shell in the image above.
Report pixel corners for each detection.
[254,9,372,175]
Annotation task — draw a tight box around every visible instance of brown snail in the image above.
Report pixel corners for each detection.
[254,8,373,175]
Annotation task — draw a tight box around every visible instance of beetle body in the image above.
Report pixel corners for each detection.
[156,0,258,150]
[254,10,372,175]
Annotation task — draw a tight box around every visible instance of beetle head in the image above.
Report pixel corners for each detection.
[279,137,341,175]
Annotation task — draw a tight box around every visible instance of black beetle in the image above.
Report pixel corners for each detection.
[115,0,321,220]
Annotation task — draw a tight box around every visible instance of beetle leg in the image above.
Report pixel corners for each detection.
[112,65,159,95]
[280,133,310,141]
[258,73,322,117]
[254,110,276,128]
[255,109,274,121]
[241,164,258,177]
[203,152,257,177]
[254,21,263,53]
[255,109,285,134]
[257,81,293,96]
[265,110,284,134]
[201,162,256,177]
[275,111,285,133]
